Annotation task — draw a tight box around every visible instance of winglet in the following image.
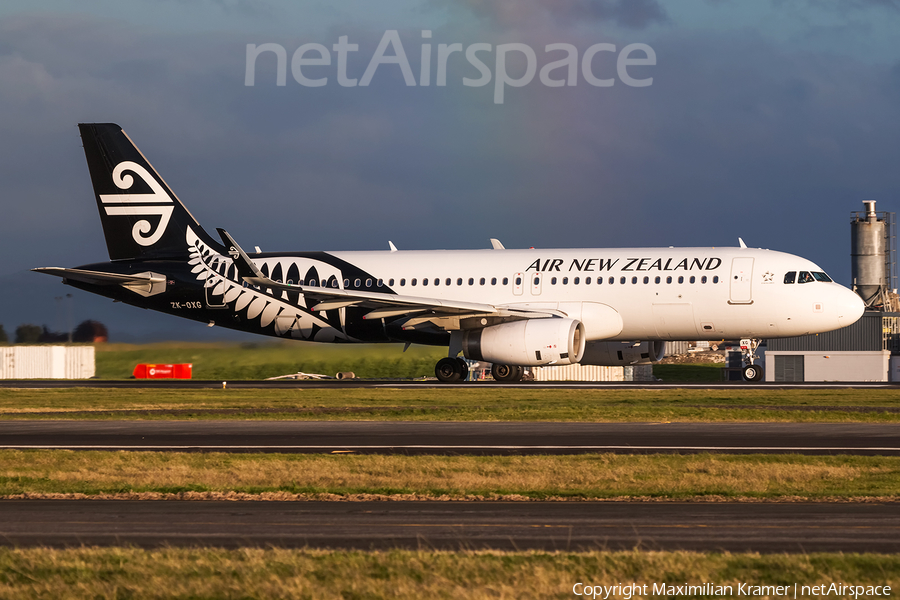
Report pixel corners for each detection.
[738,237,747,249]
[216,228,265,280]
[388,241,398,252]
[490,238,505,250]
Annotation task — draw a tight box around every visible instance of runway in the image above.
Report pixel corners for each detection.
[1,421,898,454]
[0,500,897,552]
[1,379,899,389]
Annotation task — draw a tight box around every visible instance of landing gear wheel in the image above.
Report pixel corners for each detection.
[492,364,524,383]
[435,357,463,383]
[456,357,469,382]
[742,364,763,382]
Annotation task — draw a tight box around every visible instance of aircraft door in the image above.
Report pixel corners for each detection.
[729,257,754,304]
[513,273,524,296]
[205,278,227,309]
[530,272,542,296]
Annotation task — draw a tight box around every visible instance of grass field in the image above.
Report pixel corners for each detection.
[2,387,899,422]
[95,342,449,380]
[92,341,728,381]
[0,547,895,599]
[2,451,899,500]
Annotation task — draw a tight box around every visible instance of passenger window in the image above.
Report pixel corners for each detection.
[287,280,293,285]
[354,278,361,287]
[585,277,591,285]
[551,277,558,285]
[491,277,497,285]
[798,271,814,284]
[468,278,474,285]
[643,276,649,284]
[784,271,796,284]
[631,277,637,284]
[480,277,486,285]
[515,277,521,285]
[690,276,696,284]
[457,278,463,285]
[377,279,383,287]
[400,278,406,286]
[308,279,317,287]
[331,279,338,288]
[654,276,660,284]
[713,276,718,284]
[678,276,683,284]
[388,279,394,287]
[365,279,372,287]
[574,277,580,284]
[563,277,569,284]
[446,278,451,286]
[343,279,350,288]
[422,278,427,286]
[666,276,672,284]
[503,277,509,285]
[413,278,418,286]
[701,276,707,284]
[609,277,614,284]
[620,277,625,284]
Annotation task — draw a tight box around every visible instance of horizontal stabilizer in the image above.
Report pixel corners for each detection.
[32,267,164,286]
[32,267,167,297]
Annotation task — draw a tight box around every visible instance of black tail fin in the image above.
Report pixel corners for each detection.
[78,123,224,261]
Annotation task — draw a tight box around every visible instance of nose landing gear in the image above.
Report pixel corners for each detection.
[740,338,764,382]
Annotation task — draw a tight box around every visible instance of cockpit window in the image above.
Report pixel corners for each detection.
[798,271,815,284]
[784,271,796,284]
[812,272,833,282]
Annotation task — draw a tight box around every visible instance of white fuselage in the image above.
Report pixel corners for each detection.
[286,245,865,341]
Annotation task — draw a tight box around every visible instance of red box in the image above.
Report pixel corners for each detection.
[133,363,193,379]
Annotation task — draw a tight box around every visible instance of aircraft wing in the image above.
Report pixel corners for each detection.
[217,229,561,329]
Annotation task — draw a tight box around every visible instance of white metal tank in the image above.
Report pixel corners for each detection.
[851,200,886,306]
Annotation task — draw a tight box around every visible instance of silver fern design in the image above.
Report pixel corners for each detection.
[186,227,351,342]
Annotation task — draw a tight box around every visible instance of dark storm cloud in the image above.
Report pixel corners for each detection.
[1,8,898,290]
[436,0,668,29]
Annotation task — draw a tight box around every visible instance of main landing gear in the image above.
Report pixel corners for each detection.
[434,357,469,383]
[491,364,524,383]
[740,338,764,382]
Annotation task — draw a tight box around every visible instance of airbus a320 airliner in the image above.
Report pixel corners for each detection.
[35,124,865,382]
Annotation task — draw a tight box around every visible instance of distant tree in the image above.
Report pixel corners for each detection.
[15,324,42,344]
[0,324,7,343]
[38,326,69,343]
[73,320,108,343]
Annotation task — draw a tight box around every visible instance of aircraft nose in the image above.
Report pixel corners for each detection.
[836,286,866,328]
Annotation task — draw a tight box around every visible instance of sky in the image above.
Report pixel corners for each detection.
[1,0,899,340]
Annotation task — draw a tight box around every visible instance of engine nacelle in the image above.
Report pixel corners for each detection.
[462,318,585,366]
[580,340,666,366]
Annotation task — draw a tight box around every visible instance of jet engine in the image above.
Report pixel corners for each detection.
[462,318,585,366]
[580,340,666,366]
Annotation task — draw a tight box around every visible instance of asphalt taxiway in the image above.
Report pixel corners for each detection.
[0,500,896,552]
[1,421,898,455]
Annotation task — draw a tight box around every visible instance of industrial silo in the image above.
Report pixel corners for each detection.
[851,200,897,309]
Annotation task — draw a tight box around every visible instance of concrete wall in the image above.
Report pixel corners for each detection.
[0,346,96,379]
[764,350,889,382]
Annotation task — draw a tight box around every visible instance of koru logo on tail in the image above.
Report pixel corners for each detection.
[99,161,174,246]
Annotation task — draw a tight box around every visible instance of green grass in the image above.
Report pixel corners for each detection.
[653,363,725,382]
[2,451,899,500]
[0,547,895,599]
[93,341,721,381]
[95,342,448,380]
[2,387,899,422]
